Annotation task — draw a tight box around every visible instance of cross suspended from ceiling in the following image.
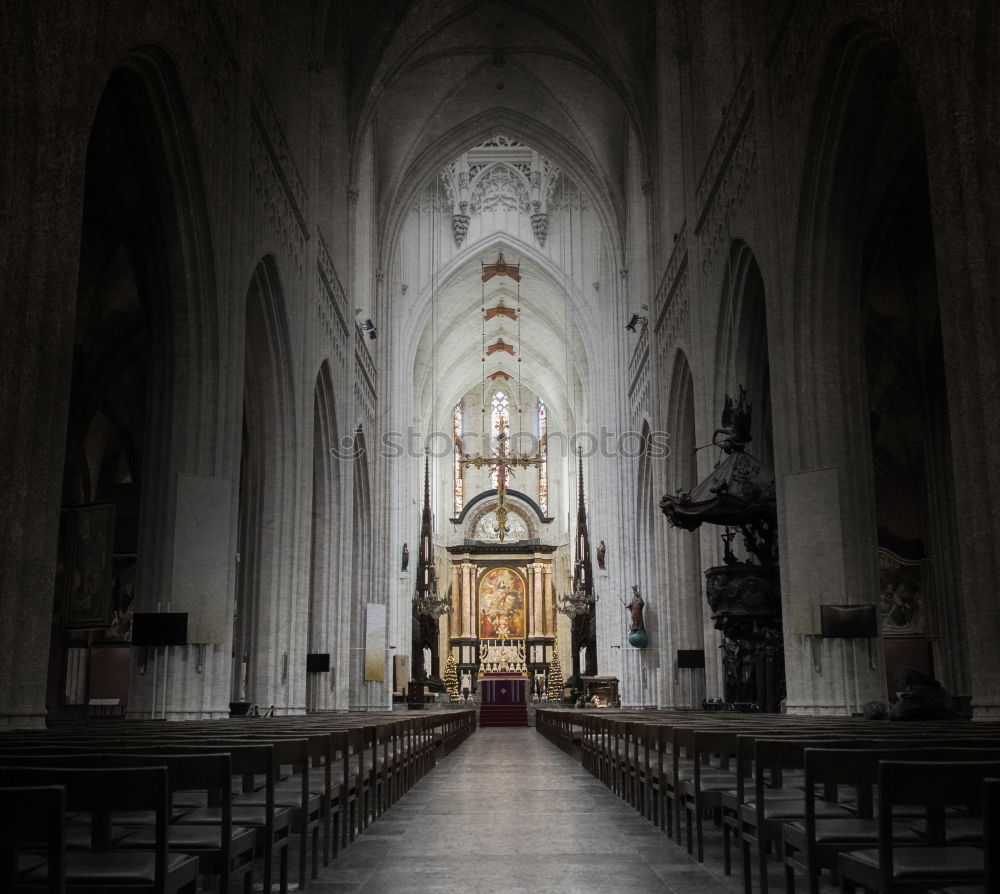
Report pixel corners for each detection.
[461,417,542,542]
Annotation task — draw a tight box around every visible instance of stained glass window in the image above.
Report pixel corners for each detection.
[490,390,510,488]
[538,401,548,514]
[453,402,463,514]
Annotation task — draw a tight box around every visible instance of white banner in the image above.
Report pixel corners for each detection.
[364,603,386,681]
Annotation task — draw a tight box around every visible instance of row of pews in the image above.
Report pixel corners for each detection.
[0,707,476,893]
[536,707,1000,894]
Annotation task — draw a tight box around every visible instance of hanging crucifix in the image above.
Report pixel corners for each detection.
[461,417,542,542]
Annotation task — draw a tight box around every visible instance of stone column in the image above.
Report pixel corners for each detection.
[450,562,461,637]
[926,110,1000,715]
[529,563,541,635]
[0,29,94,727]
[542,563,553,636]
[462,562,474,638]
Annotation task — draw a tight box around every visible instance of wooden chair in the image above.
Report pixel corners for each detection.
[738,737,858,894]
[780,744,972,894]
[0,766,199,894]
[928,775,1000,894]
[121,742,291,894]
[0,751,256,894]
[679,728,740,862]
[225,736,321,890]
[838,759,1000,893]
[0,785,66,894]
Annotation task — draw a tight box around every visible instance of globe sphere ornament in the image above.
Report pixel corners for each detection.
[628,630,649,648]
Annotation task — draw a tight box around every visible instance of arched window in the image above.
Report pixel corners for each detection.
[490,389,510,488]
[538,400,548,514]
[453,402,463,514]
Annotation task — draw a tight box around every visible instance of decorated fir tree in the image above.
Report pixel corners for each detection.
[546,645,565,701]
[443,651,460,702]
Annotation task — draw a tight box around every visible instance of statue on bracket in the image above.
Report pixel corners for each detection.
[627,585,645,632]
[596,540,606,570]
[626,586,648,648]
[401,543,409,572]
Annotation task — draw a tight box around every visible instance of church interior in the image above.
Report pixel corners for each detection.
[3,2,1000,892]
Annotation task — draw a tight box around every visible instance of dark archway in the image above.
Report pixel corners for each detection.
[47,52,216,721]
[789,21,964,709]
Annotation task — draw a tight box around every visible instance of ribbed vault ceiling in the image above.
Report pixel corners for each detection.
[412,234,588,434]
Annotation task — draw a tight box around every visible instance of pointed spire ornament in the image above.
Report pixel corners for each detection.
[558,448,599,616]
[413,449,451,619]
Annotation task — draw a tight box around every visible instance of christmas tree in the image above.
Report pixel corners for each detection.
[443,651,460,702]
[546,644,565,701]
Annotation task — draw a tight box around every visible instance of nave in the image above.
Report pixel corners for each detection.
[319,725,744,894]
[5,706,1000,893]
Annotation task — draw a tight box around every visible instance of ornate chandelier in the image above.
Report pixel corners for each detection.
[557,579,598,617]
[413,584,453,620]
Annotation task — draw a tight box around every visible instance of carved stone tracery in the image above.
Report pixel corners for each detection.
[465,498,537,543]
[470,164,530,213]
[437,136,561,247]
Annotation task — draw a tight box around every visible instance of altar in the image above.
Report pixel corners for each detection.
[446,543,557,692]
[479,676,526,705]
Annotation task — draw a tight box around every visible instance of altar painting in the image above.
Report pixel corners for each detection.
[878,548,931,636]
[478,567,526,639]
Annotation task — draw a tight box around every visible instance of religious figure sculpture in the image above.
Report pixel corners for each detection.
[627,585,645,633]
[713,385,753,453]
[596,540,606,570]
[401,543,409,571]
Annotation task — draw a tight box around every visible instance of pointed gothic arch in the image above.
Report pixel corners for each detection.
[307,360,340,710]
[664,348,710,705]
[404,230,591,460]
[788,20,965,709]
[348,427,374,708]
[44,47,222,721]
[634,418,660,704]
[234,256,298,710]
[715,240,774,469]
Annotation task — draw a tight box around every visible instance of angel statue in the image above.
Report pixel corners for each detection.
[713,385,753,454]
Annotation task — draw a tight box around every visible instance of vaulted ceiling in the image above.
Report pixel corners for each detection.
[332,0,657,257]
[322,0,659,433]
[410,236,589,433]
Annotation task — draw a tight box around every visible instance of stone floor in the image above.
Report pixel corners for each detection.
[305,726,841,894]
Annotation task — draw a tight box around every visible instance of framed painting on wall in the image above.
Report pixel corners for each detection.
[106,555,136,641]
[65,503,116,628]
[478,566,526,639]
[877,548,931,637]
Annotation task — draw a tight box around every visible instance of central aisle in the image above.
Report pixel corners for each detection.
[315,726,745,894]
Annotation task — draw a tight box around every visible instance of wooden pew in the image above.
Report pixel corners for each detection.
[533,707,1000,894]
[0,765,199,894]
[782,744,1000,894]
[838,759,1000,893]
[0,751,256,894]
[0,785,66,894]
[929,776,1000,894]
[0,706,476,892]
